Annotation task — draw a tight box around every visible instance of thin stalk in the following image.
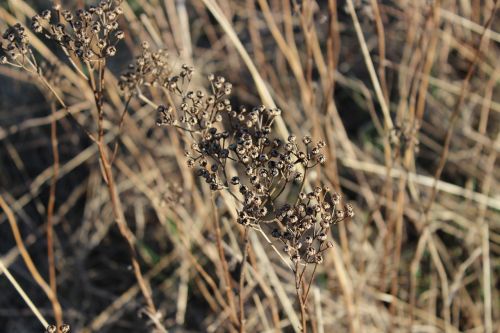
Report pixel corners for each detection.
[92,64,159,321]
[304,263,318,302]
[110,95,132,163]
[211,195,239,327]
[238,227,250,333]
[47,101,62,329]
[32,64,96,142]
[0,195,62,328]
[295,263,307,333]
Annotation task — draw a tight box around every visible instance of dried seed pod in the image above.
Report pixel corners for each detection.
[315,255,324,264]
[318,233,327,241]
[115,30,124,39]
[60,324,71,333]
[41,9,51,20]
[105,45,116,56]
[46,325,57,333]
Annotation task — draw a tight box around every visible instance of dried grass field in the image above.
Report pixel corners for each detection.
[0,0,499,332]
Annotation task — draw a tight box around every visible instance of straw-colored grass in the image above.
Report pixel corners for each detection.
[0,0,498,332]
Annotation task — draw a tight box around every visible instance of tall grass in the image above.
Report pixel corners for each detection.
[0,0,498,332]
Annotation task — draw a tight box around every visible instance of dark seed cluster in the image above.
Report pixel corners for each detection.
[130,57,353,264]
[119,43,174,95]
[1,5,355,317]
[272,187,353,264]
[31,0,124,62]
[143,65,331,229]
[0,23,32,66]
[233,132,328,226]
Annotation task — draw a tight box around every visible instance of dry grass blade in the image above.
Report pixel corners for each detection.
[0,0,499,332]
[0,195,63,327]
[0,258,49,329]
[201,0,289,138]
[345,0,393,130]
[425,0,499,213]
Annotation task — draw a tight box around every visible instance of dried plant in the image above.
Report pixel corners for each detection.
[31,2,123,62]
[1,1,164,331]
[0,23,31,65]
[119,42,171,95]
[1,1,498,333]
[120,54,353,331]
[0,2,354,332]
[45,324,70,333]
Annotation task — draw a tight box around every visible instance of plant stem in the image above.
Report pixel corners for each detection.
[47,101,62,329]
[239,227,249,333]
[297,286,307,333]
[211,195,239,327]
[0,195,62,328]
[304,263,318,301]
[91,61,161,329]
[295,263,307,333]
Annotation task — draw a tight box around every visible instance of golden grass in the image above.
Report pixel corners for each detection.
[0,0,498,332]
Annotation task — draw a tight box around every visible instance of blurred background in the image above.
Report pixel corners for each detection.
[0,0,499,332]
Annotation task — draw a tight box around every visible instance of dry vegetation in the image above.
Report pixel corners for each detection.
[0,0,499,332]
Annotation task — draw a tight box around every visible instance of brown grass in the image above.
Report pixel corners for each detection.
[0,0,499,332]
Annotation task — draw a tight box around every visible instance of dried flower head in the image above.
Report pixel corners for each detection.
[272,186,351,264]
[0,23,32,65]
[124,58,352,234]
[46,325,57,333]
[60,324,71,333]
[45,324,70,333]
[118,53,354,282]
[31,0,124,62]
[119,47,172,94]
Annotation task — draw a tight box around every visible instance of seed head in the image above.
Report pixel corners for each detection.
[45,325,58,333]
[60,324,71,333]
[106,45,116,56]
